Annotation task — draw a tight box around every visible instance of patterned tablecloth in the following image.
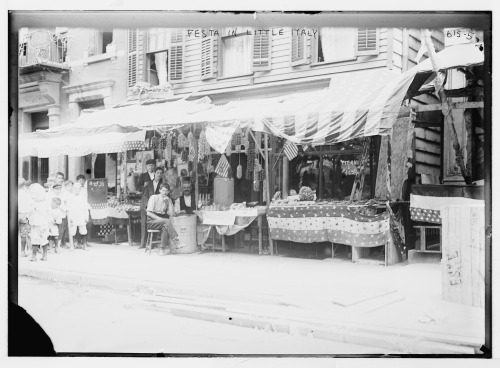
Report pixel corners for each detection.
[267,204,390,247]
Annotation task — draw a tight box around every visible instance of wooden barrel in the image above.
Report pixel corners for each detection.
[171,214,197,254]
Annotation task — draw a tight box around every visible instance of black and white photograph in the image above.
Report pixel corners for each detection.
[5,4,495,363]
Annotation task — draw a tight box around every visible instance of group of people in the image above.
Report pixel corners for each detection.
[138,159,197,256]
[18,172,91,262]
[18,159,198,259]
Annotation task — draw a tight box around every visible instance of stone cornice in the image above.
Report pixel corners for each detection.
[19,70,63,86]
[63,80,115,95]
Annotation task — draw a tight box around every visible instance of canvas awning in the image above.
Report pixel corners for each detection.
[201,42,485,146]
[19,125,146,157]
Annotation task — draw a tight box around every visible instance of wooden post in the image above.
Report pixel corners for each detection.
[318,152,324,200]
[193,124,199,209]
[282,156,289,199]
[264,133,274,255]
[421,29,469,184]
[116,152,122,200]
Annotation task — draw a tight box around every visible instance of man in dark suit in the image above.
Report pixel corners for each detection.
[139,160,160,248]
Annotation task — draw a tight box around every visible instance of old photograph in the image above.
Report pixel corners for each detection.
[7,10,492,358]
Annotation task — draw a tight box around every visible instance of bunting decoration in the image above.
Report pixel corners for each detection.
[215,154,231,178]
[283,140,298,161]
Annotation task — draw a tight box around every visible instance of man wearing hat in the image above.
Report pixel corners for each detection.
[138,159,158,248]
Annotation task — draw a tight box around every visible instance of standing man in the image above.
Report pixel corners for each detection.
[139,165,163,248]
[175,180,196,215]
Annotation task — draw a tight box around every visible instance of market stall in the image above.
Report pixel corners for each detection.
[18,40,485,261]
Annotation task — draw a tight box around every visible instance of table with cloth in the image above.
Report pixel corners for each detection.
[267,203,401,265]
[195,206,267,253]
[90,200,141,246]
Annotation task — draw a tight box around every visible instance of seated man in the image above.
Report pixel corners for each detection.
[146,183,180,255]
[175,180,196,215]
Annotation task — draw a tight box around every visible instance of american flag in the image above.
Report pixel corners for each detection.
[283,140,298,161]
[215,154,230,178]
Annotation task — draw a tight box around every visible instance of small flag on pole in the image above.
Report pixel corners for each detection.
[284,140,298,161]
[215,154,231,178]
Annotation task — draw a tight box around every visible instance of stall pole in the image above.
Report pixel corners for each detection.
[264,133,274,256]
[193,124,200,249]
[282,157,289,199]
[193,124,199,209]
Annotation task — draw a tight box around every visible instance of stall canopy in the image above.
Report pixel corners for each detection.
[19,42,484,156]
[199,42,484,146]
[19,125,146,158]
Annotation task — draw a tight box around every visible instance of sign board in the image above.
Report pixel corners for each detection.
[87,179,108,207]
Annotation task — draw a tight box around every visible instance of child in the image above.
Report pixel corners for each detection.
[67,182,90,250]
[27,183,50,261]
[48,197,63,254]
[59,180,73,249]
[18,178,31,257]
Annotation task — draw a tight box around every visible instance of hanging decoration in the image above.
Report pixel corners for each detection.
[178,132,187,148]
[150,131,159,150]
[198,129,210,160]
[243,129,250,154]
[190,170,196,184]
[215,154,231,178]
[188,141,196,162]
[181,149,188,162]
[206,155,214,174]
[253,169,260,192]
[236,154,243,179]
[159,133,167,150]
[165,132,172,161]
[245,138,255,180]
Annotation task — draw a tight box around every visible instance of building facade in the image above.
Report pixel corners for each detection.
[18,26,445,184]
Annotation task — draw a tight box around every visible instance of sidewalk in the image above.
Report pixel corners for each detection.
[18,242,485,354]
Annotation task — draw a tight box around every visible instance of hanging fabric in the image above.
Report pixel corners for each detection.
[178,132,187,148]
[284,140,298,161]
[225,141,232,157]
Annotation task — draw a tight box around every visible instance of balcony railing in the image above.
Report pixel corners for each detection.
[19,30,69,68]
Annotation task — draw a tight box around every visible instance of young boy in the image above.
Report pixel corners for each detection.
[18,178,31,257]
[48,197,63,254]
[59,180,73,249]
[27,183,50,261]
[67,182,90,250]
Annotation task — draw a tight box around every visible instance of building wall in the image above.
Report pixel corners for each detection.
[156,27,393,96]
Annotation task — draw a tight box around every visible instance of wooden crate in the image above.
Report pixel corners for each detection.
[441,204,485,308]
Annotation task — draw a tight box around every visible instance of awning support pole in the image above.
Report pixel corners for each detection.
[264,133,274,256]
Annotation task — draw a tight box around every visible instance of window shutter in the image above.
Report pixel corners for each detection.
[127,29,138,89]
[253,30,271,71]
[356,28,379,56]
[168,29,184,82]
[290,32,307,66]
[200,36,214,80]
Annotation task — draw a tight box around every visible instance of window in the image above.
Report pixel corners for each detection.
[219,33,253,78]
[253,30,272,71]
[88,30,113,56]
[291,27,380,66]
[145,28,184,84]
[55,32,68,63]
[313,28,357,63]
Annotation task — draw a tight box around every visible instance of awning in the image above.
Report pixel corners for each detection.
[68,96,213,129]
[19,125,146,157]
